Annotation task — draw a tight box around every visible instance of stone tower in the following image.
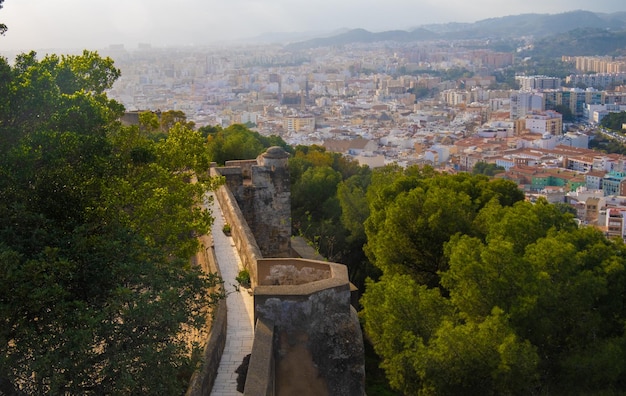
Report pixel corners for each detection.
[219,146,292,257]
[248,146,291,257]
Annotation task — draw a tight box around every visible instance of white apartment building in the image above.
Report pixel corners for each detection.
[238,112,258,125]
[521,110,563,136]
[516,75,561,91]
[566,72,626,89]
[440,90,471,106]
[426,144,451,165]
[560,132,589,149]
[510,92,543,119]
[584,104,626,124]
[566,155,594,172]
[585,171,605,190]
[495,157,516,171]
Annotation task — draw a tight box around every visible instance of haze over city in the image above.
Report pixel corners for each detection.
[1,0,625,51]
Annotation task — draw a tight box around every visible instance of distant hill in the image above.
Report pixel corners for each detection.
[436,10,625,39]
[526,27,626,57]
[248,28,351,44]
[596,11,626,27]
[282,10,626,50]
[284,28,438,50]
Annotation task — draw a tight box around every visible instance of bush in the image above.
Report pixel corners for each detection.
[236,269,251,288]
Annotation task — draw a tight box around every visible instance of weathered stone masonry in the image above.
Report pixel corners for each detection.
[210,146,365,395]
[221,146,291,258]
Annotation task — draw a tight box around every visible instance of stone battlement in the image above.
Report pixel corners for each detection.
[214,147,291,258]
[207,147,365,396]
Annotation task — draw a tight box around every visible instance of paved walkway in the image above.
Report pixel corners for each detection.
[206,192,255,396]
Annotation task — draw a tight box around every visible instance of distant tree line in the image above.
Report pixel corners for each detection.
[472,162,505,176]
[529,28,626,58]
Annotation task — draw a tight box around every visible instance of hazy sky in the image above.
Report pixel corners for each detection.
[0,0,625,51]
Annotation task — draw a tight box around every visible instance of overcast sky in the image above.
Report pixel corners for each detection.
[0,0,624,52]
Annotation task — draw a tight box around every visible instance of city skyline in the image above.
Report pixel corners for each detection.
[0,0,625,52]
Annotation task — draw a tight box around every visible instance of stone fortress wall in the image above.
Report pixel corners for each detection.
[200,146,365,396]
[186,234,227,396]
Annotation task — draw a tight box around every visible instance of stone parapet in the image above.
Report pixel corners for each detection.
[253,258,365,396]
[225,159,257,179]
[186,235,227,396]
[211,167,263,285]
[243,317,276,396]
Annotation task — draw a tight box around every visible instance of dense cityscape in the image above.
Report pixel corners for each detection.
[103,33,626,238]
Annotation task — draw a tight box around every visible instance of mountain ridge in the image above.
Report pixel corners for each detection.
[276,10,626,50]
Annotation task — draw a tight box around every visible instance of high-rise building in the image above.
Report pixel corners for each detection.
[566,72,626,89]
[563,56,626,74]
[510,92,543,119]
[540,88,604,118]
[516,75,561,91]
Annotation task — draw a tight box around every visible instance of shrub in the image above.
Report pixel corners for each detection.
[236,269,251,288]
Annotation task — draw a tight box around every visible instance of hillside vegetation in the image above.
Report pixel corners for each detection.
[0,51,224,394]
[527,27,626,58]
[284,144,626,394]
[359,167,626,395]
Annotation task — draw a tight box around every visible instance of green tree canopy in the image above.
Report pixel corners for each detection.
[554,104,575,122]
[155,122,211,174]
[588,131,626,155]
[205,123,290,165]
[160,109,195,131]
[361,192,626,394]
[288,145,375,285]
[0,51,222,394]
[363,166,524,288]
[601,111,626,131]
[472,161,505,176]
[0,51,123,151]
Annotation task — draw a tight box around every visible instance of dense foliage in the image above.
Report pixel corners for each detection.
[201,123,291,165]
[363,166,524,288]
[553,104,575,122]
[359,165,626,395]
[472,162,505,176]
[289,145,377,288]
[601,111,626,131]
[589,132,626,155]
[0,51,223,394]
[513,58,576,80]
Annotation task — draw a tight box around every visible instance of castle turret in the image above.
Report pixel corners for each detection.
[251,147,291,257]
[218,146,292,257]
